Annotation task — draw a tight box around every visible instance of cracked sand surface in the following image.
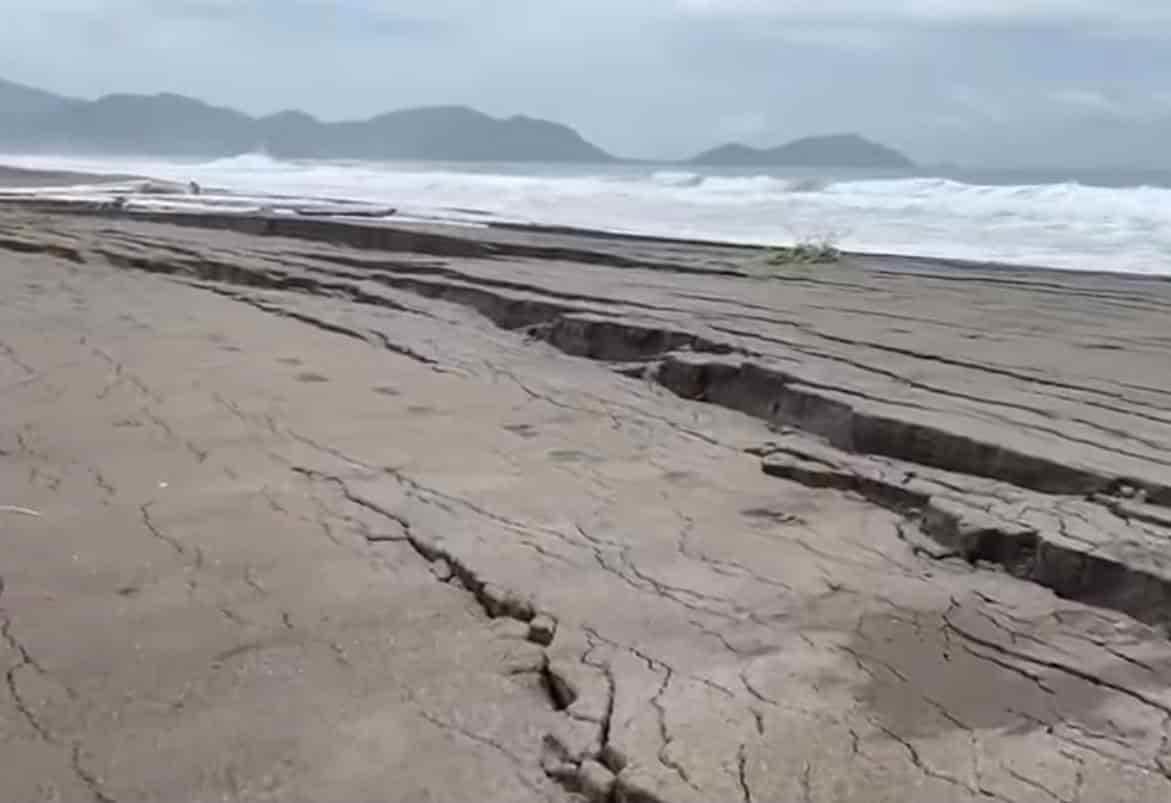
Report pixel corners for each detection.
[2,207,1171,802]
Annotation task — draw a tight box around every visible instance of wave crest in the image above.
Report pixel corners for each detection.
[199,152,290,171]
[651,171,705,188]
[7,152,1170,273]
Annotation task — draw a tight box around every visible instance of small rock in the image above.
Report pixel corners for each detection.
[612,765,677,803]
[599,744,628,773]
[542,757,578,784]
[896,523,960,561]
[539,734,578,779]
[543,719,601,765]
[544,658,580,709]
[498,643,546,675]
[408,529,445,562]
[578,760,616,802]
[1118,484,1137,498]
[528,614,557,646]
[489,618,531,640]
[429,558,453,582]
[481,583,535,621]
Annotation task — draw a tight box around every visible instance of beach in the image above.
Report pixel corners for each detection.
[2,190,1171,802]
[0,164,141,188]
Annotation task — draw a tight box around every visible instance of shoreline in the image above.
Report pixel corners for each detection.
[3,188,1169,286]
[488,219,1171,284]
[3,160,1170,282]
[0,163,142,187]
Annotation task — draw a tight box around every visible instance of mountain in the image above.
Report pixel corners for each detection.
[692,134,914,168]
[0,78,77,121]
[25,93,257,155]
[0,80,614,163]
[259,106,611,162]
[1,78,916,167]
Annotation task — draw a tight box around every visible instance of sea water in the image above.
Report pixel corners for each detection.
[3,152,1171,275]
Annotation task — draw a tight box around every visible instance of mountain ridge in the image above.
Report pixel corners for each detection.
[0,81,614,163]
[691,133,914,168]
[1,77,913,167]
[0,77,78,118]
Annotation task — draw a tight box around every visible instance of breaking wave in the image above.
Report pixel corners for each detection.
[3,151,1171,273]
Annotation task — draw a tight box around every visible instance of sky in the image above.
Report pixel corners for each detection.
[3,0,1171,165]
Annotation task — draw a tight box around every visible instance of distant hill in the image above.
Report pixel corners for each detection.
[692,134,914,168]
[1,77,917,167]
[256,105,612,162]
[0,78,77,121]
[0,79,614,163]
[23,93,257,155]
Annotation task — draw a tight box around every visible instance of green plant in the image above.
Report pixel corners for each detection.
[766,231,843,267]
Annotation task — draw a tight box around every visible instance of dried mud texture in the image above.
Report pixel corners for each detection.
[2,206,1170,803]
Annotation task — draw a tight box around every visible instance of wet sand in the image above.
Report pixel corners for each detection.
[0,164,141,188]
[2,202,1170,802]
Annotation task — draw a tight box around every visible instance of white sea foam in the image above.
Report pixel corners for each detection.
[651,170,705,188]
[2,152,1170,274]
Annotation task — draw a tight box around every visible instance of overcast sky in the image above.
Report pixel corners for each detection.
[3,1,1171,165]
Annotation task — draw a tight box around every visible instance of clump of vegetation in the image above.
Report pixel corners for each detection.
[752,225,849,277]
[767,236,842,265]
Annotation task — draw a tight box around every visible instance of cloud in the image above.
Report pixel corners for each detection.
[21,0,447,37]
[676,0,1171,29]
[1050,88,1120,113]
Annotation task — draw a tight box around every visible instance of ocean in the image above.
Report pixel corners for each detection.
[3,152,1171,276]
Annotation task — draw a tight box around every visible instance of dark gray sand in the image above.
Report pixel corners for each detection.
[2,203,1170,802]
[0,164,140,188]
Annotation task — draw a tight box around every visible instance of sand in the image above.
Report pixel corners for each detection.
[2,202,1170,802]
[0,165,141,189]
